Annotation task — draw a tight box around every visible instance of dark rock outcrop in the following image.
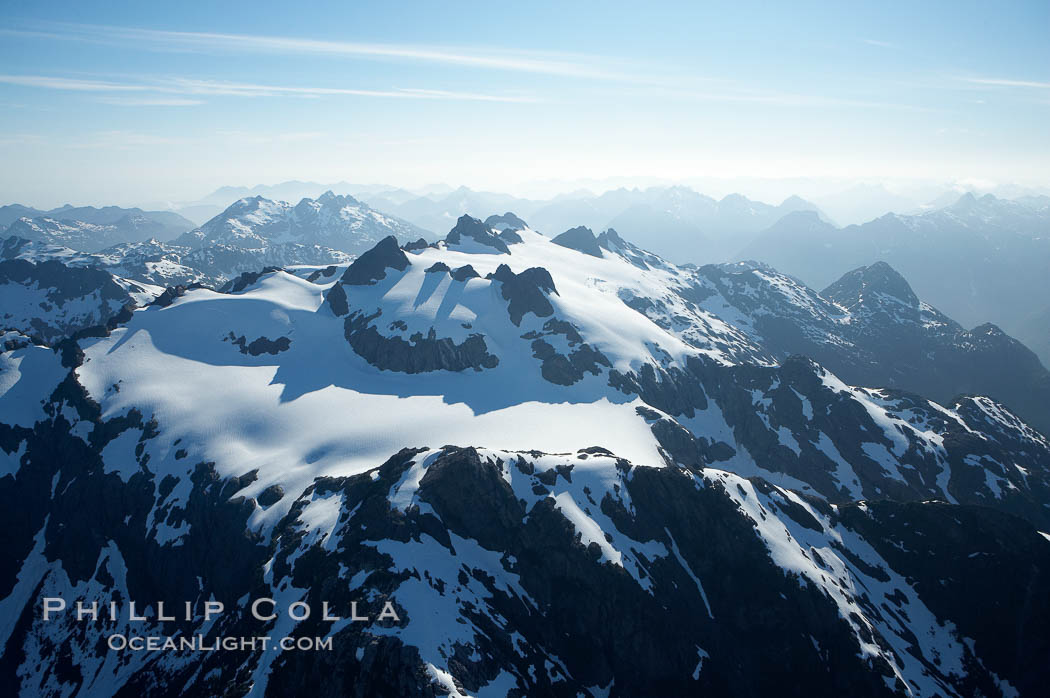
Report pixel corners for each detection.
[499,229,523,244]
[451,265,480,282]
[305,265,339,282]
[552,226,603,257]
[527,318,612,385]
[226,332,292,356]
[257,484,285,507]
[402,238,430,252]
[486,264,559,326]
[596,228,627,251]
[221,266,284,293]
[341,236,409,286]
[324,281,349,316]
[344,311,499,373]
[445,215,511,254]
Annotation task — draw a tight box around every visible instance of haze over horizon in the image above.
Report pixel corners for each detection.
[1,0,1048,208]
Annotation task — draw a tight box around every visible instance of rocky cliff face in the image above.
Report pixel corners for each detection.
[0,259,148,344]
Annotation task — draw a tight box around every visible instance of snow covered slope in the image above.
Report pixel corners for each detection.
[4,208,194,251]
[2,216,1049,696]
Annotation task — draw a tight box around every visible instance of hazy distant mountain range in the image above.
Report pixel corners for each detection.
[146,178,1050,228]
[739,192,1050,366]
[0,204,195,248]
[0,192,436,290]
[358,185,832,262]
[147,180,458,225]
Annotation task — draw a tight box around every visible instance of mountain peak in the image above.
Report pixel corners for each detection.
[176,193,429,255]
[316,190,361,207]
[484,212,528,231]
[766,209,833,232]
[228,195,268,211]
[971,321,1007,337]
[596,227,626,249]
[445,214,511,254]
[719,192,750,206]
[951,191,979,209]
[551,226,602,257]
[822,260,919,308]
[779,194,809,208]
[340,235,408,285]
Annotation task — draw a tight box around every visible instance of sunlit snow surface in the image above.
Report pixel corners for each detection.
[74,231,697,532]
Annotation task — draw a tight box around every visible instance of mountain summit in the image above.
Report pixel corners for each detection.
[823,260,921,308]
[176,192,431,254]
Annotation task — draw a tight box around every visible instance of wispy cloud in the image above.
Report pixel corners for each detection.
[391,87,539,103]
[97,96,205,106]
[616,84,933,111]
[0,73,537,103]
[960,76,1050,89]
[11,23,628,81]
[167,78,538,102]
[0,74,148,91]
[0,24,939,114]
[213,129,330,145]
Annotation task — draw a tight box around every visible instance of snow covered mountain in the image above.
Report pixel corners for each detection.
[4,213,188,253]
[175,191,432,255]
[1,235,352,291]
[678,259,1050,435]
[0,193,430,292]
[158,180,368,224]
[2,215,1049,696]
[1,205,196,252]
[738,193,1050,366]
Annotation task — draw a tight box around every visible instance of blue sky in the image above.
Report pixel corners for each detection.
[1,0,1048,206]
